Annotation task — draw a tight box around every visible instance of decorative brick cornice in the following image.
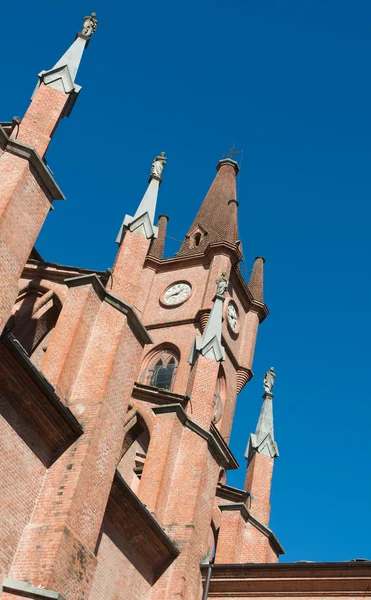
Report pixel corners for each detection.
[152,404,239,470]
[218,503,284,555]
[0,124,65,201]
[65,274,152,345]
[1,579,65,599]
[201,561,371,596]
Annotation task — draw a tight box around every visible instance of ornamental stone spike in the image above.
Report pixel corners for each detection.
[188,273,228,364]
[116,153,167,243]
[34,13,98,117]
[245,367,279,460]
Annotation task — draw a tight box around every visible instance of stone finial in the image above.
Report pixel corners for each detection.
[150,152,167,180]
[263,367,275,394]
[215,272,228,296]
[116,153,166,243]
[245,368,279,460]
[81,12,98,37]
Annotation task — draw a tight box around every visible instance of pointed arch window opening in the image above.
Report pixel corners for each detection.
[194,232,202,247]
[140,349,179,392]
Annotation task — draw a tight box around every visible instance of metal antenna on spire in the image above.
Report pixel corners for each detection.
[222,143,243,160]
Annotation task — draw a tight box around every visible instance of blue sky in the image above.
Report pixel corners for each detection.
[2,1,371,563]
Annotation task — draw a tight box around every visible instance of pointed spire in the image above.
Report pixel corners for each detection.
[35,13,98,117]
[148,214,169,259]
[247,256,265,302]
[245,368,279,460]
[178,158,240,257]
[188,273,228,364]
[116,153,167,243]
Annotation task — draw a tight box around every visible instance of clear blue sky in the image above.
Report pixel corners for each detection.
[2,0,371,563]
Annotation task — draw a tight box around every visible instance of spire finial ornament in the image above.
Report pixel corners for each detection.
[116,153,166,243]
[245,368,279,460]
[81,12,98,37]
[215,272,228,296]
[263,367,276,394]
[150,152,167,181]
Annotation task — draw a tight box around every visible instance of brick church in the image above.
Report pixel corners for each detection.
[0,15,370,600]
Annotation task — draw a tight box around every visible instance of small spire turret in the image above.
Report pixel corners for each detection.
[34,13,98,117]
[247,256,265,302]
[116,153,167,243]
[245,367,278,460]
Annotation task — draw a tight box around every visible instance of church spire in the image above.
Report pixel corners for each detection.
[116,153,166,243]
[245,368,278,460]
[247,256,265,302]
[244,368,279,527]
[177,158,240,257]
[34,13,98,118]
[148,214,169,259]
[188,273,228,364]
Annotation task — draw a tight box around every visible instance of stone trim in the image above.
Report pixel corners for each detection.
[0,124,65,201]
[65,274,152,345]
[216,482,250,504]
[133,382,190,406]
[113,471,180,560]
[152,404,239,470]
[1,578,65,599]
[218,503,284,555]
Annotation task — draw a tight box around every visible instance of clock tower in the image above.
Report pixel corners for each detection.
[106,155,273,599]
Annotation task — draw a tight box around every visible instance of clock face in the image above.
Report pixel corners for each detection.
[227,301,239,333]
[163,282,192,306]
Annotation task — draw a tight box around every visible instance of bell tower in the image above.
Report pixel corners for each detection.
[118,156,271,599]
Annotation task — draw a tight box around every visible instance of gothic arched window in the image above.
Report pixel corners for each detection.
[140,347,179,391]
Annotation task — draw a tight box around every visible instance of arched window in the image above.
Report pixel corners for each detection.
[140,347,179,391]
[194,232,202,247]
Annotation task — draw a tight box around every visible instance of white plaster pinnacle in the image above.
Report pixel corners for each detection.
[245,391,279,460]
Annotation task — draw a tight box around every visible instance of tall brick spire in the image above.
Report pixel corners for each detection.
[247,256,265,302]
[244,368,278,526]
[177,158,240,257]
[148,214,169,259]
[111,153,166,304]
[0,16,97,336]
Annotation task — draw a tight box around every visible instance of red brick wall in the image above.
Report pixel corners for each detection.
[0,389,47,582]
[89,516,152,600]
